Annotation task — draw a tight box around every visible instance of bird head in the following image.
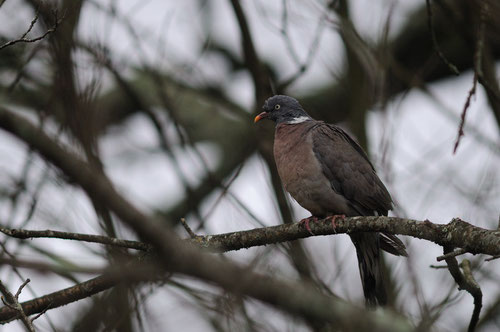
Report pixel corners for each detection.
[254,95,312,125]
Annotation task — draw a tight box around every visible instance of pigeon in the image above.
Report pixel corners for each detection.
[254,95,407,306]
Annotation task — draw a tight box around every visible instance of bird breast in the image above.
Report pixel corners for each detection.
[273,123,339,216]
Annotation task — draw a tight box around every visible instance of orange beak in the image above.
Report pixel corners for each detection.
[254,111,268,123]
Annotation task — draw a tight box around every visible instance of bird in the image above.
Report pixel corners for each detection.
[254,95,407,307]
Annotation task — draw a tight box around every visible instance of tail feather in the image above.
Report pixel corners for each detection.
[380,232,408,257]
[349,232,386,307]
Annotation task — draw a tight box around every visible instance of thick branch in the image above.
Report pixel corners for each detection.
[191,217,500,257]
[0,272,146,324]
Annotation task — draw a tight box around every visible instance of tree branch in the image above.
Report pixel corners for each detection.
[0,8,61,51]
[0,279,35,331]
[443,248,483,332]
[1,215,498,258]
[190,217,499,257]
[0,270,156,324]
[0,227,150,251]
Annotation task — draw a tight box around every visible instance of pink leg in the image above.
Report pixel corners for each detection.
[299,216,319,235]
[328,214,345,232]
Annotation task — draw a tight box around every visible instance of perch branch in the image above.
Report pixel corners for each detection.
[189,217,499,257]
[1,216,498,258]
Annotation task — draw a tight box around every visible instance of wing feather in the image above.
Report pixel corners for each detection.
[311,123,392,216]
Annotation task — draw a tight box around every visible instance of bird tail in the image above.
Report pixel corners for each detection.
[349,232,386,307]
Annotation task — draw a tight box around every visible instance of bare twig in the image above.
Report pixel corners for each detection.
[453,0,486,154]
[453,77,477,154]
[461,260,483,332]
[429,264,448,269]
[30,305,49,323]
[0,227,151,251]
[436,248,466,262]
[0,279,35,331]
[180,218,197,238]
[443,248,483,332]
[0,9,62,51]
[425,0,459,75]
[14,279,30,299]
[276,0,326,91]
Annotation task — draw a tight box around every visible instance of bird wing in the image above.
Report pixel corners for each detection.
[311,123,393,216]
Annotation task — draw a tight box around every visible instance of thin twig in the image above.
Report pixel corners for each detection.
[14,279,31,299]
[425,0,459,75]
[30,304,50,323]
[20,8,40,40]
[442,248,483,332]
[180,218,197,238]
[461,260,482,332]
[0,279,35,331]
[0,227,151,251]
[277,0,326,91]
[0,9,62,51]
[453,0,486,154]
[453,76,477,154]
[436,248,466,262]
[429,264,448,269]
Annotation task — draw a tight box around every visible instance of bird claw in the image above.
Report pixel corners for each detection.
[299,216,318,235]
[328,214,345,232]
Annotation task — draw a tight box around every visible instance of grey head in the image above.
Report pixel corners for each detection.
[254,95,312,125]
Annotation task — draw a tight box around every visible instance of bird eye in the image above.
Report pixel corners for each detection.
[274,104,280,110]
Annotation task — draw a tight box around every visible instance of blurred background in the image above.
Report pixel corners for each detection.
[0,0,499,331]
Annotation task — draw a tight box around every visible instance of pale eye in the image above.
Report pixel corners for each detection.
[274,104,280,110]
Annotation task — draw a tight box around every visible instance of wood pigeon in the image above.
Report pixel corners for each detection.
[254,95,407,307]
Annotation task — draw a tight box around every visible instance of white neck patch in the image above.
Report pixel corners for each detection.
[286,116,311,124]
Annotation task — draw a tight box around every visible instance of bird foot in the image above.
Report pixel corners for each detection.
[299,216,319,235]
[328,214,345,232]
